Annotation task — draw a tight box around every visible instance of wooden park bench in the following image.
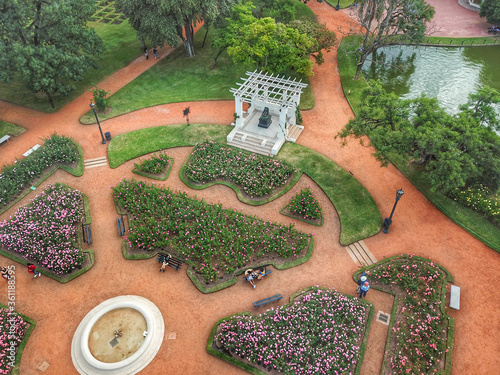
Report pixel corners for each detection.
[253,294,283,308]
[156,254,182,271]
[82,224,93,245]
[449,285,461,310]
[116,216,125,236]
[0,135,10,146]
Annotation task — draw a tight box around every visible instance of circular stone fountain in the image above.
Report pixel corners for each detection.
[71,296,164,375]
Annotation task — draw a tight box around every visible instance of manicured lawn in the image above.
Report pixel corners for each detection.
[209,286,372,375]
[337,36,500,252]
[0,21,142,112]
[80,28,315,124]
[0,121,26,138]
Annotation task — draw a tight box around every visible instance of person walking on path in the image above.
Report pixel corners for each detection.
[359,281,370,299]
[357,273,368,286]
[153,48,159,60]
[27,263,41,278]
[144,48,149,60]
[1,267,10,280]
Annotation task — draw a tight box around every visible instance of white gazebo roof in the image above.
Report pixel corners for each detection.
[230,70,307,108]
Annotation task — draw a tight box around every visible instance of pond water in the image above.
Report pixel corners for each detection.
[362,45,500,117]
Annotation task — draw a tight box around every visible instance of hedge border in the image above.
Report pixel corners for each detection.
[132,156,174,181]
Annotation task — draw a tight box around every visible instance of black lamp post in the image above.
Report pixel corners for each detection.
[382,188,404,234]
[90,102,106,144]
[335,0,340,10]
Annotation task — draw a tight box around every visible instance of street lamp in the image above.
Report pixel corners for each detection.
[335,0,340,11]
[90,102,106,144]
[382,188,404,234]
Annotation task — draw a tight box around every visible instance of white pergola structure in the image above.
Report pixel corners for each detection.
[227,71,308,156]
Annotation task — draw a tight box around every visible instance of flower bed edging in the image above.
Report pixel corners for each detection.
[0,303,36,375]
[132,152,174,181]
[280,206,324,227]
[354,254,455,375]
[208,286,373,374]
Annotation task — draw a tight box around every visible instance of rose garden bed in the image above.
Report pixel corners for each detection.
[112,179,312,290]
[208,286,373,375]
[280,186,323,226]
[132,150,173,181]
[356,254,455,375]
[0,184,94,281]
[0,303,36,375]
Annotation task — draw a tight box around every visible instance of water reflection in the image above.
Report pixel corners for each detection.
[362,45,500,116]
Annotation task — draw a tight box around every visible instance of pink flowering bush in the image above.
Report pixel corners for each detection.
[0,134,78,208]
[0,308,27,374]
[113,179,311,282]
[365,255,450,374]
[133,151,172,175]
[0,184,85,274]
[184,141,295,198]
[215,287,369,374]
[287,187,322,221]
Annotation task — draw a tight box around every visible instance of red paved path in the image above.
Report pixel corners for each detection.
[0,2,499,375]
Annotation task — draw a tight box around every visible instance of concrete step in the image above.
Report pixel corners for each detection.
[345,241,377,266]
[84,156,108,169]
[227,140,273,157]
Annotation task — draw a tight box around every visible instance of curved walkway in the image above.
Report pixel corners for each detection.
[0,2,498,375]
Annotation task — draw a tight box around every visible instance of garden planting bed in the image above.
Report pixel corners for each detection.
[181,141,297,202]
[113,179,312,291]
[0,184,93,281]
[280,187,323,226]
[357,255,454,375]
[132,150,173,181]
[208,286,373,375]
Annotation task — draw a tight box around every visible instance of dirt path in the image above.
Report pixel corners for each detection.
[0,2,499,375]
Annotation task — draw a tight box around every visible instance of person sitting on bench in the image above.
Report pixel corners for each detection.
[160,254,171,273]
[245,269,263,288]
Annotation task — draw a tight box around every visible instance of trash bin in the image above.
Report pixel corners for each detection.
[105,131,111,141]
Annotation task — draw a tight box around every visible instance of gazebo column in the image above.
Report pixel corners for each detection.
[235,95,244,127]
[279,106,288,139]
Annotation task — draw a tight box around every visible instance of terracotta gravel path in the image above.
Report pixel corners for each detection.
[0,2,499,375]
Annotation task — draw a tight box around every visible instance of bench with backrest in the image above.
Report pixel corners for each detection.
[0,135,11,145]
[253,294,283,308]
[156,254,182,271]
[449,285,461,310]
[82,224,92,245]
[116,216,125,236]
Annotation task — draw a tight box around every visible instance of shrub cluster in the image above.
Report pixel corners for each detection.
[184,141,295,198]
[0,134,78,208]
[448,185,499,226]
[113,179,310,282]
[366,255,449,374]
[0,308,27,374]
[216,287,368,374]
[287,187,322,220]
[133,151,171,175]
[0,184,85,274]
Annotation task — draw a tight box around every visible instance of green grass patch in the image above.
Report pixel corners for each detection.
[277,143,381,245]
[337,36,500,252]
[80,28,315,124]
[107,124,230,168]
[0,21,142,113]
[0,121,27,138]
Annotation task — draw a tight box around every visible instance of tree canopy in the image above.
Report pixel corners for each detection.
[480,0,500,25]
[0,0,104,107]
[337,81,500,193]
[211,0,335,76]
[352,0,435,79]
[116,0,239,57]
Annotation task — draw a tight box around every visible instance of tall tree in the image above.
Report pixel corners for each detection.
[116,0,238,57]
[338,81,500,192]
[480,0,500,25]
[352,0,435,79]
[458,85,500,131]
[0,0,104,108]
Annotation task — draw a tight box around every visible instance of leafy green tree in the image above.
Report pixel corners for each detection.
[480,0,500,25]
[459,85,500,131]
[116,0,238,57]
[352,0,435,79]
[0,0,104,108]
[338,81,500,192]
